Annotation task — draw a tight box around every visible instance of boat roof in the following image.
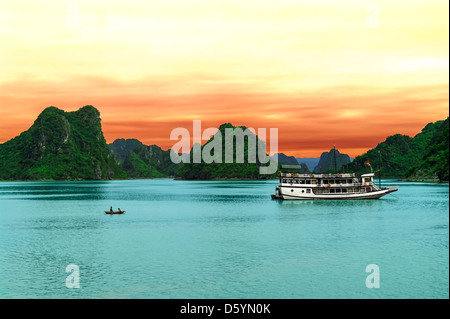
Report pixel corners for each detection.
[361,173,375,177]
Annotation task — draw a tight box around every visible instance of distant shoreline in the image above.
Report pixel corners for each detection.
[1,177,448,183]
[399,177,448,183]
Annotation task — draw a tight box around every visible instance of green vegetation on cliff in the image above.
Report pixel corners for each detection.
[0,105,126,180]
[406,118,449,181]
[175,123,278,180]
[108,138,144,164]
[313,148,351,173]
[119,143,180,178]
[345,119,448,180]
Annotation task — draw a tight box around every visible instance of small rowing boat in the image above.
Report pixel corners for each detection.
[105,210,125,214]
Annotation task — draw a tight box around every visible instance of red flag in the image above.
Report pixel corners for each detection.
[365,161,371,167]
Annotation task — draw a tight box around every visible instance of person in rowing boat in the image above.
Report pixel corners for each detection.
[118,208,122,213]
[110,206,113,212]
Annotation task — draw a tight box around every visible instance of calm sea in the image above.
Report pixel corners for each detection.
[0,179,448,299]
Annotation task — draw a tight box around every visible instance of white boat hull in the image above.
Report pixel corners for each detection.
[278,187,397,200]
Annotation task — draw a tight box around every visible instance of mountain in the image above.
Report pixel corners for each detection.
[296,157,320,172]
[122,144,180,178]
[108,139,180,178]
[271,153,309,173]
[108,138,143,164]
[279,162,309,174]
[271,153,299,165]
[345,119,447,178]
[0,105,126,180]
[175,123,278,180]
[313,148,352,173]
[406,118,449,181]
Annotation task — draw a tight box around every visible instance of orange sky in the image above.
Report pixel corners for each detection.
[0,0,448,158]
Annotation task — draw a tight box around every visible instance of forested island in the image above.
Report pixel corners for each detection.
[0,105,448,182]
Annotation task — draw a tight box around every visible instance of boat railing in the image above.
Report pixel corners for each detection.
[319,182,371,187]
[280,173,356,178]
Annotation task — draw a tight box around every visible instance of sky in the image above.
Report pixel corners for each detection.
[0,0,448,158]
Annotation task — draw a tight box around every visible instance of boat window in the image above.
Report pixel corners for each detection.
[366,187,371,192]
[364,177,371,182]
[305,180,311,184]
[347,179,352,184]
[301,190,305,193]
[330,189,335,193]
[323,189,329,193]
[323,180,328,184]
[306,189,311,193]
[312,180,317,184]
[316,189,322,194]
[342,188,347,193]
[336,188,341,193]
[329,180,335,184]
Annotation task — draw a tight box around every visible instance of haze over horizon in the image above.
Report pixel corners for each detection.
[1,0,448,158]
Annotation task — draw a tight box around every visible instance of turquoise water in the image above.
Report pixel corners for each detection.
[0,179,448,299]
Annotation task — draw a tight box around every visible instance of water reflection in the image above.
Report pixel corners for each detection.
[274,198,379,208]
[0,181,111,201]
[0,179,448,298]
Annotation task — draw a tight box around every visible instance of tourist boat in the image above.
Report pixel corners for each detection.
[271,171,398,200]
[104,210,125,214]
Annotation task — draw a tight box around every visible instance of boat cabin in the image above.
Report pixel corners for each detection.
[272,165,397,200]
[278,172,378,194]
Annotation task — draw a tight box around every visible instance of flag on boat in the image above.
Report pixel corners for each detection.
[365,161,371,167]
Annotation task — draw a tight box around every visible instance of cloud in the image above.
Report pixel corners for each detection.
[1,75,447,158]
[0,0,448,158]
